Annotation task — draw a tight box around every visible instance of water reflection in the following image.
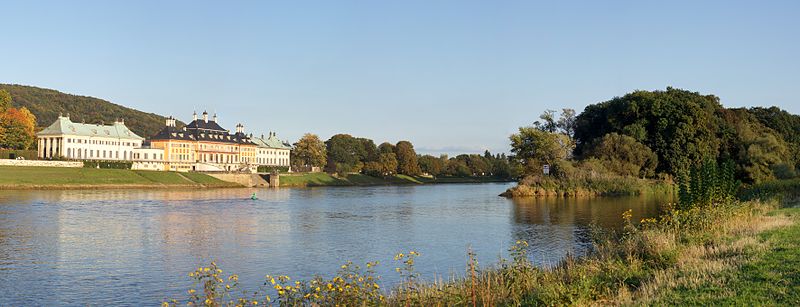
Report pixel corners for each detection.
[0,184,671,305]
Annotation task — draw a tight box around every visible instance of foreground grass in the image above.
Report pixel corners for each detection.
[279,172,509,187]
[0,166,239,188]
[644,206,800,305]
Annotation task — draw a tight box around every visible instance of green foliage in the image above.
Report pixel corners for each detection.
[83,160,133,169]
[418,154,445,176]
[677,159,738,210]
[0,84,180,138]
[585,133,658,178]
[509,127,573,167]
[394,141,421,176]
[291,133,326,169]
[325,134,368,173]
[574,87,721,176]
[0,149,37,160]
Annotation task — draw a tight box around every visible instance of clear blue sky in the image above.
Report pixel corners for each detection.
[2,1,799,155]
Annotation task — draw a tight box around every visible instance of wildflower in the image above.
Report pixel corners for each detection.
[188,289,196,294]
[315,287,321,292]
[373,283,379,289]
[270,277,276,285]
[251,300,258,305]
[162,302,169,307]
[205,298,213,305]
[341,264,347,269]
[203,267,210,272]
[278,290,285,296]
[225,285,230,289]
[395,267,401,273]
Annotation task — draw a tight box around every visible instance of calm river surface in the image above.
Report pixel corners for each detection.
[0,183,671,306]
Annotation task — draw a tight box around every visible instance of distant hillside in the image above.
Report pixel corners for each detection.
[0,84,182,138]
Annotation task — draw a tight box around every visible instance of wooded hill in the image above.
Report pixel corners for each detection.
[0,84,181,138]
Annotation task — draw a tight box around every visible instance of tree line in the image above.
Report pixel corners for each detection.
[290,133,515,179]
[510,87,800,184]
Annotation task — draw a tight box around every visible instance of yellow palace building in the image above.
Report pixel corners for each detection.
[148,111,257,172]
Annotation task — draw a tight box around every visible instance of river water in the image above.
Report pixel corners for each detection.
[0,183,671,306]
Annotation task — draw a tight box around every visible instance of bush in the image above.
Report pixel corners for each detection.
[0,149,37,160]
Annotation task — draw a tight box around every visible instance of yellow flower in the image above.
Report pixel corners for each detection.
[270,278,276,285]
[203,268,210,272]
[225,285,231,289]
[373,283,380,289]
[204,298,212,305]
[278,290,285,295]
[162,302,169,307]
[315,287,321,292]
[188,289,196,294]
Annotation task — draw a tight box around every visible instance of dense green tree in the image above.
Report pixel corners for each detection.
[574,87,721,175]
[291,133,327,170]
[509,127,573,167]
[358,138,378,162]
[394,141,421,176]
[418,154,445,176]
[325,134,367,173]
[445,158,472,177]
[378,152,398,176]
[378,142,395,155]
[586,133,658,178]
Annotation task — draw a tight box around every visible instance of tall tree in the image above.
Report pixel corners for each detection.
[394,140,421,176]
[573,87,721,175]
[291,133,327,170]
[510,127,573,167]
[418,154,445,177]
[557,108,577,140]
[325,134,367,173]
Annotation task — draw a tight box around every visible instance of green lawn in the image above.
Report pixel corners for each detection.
[649,207,800,305]
[0,166,238,187]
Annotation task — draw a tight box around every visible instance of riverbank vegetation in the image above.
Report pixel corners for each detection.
[504,87,800,197]
[0,166,239,189]
[167,166,800,306]
[288,132,517,186]
[279,172,509,187]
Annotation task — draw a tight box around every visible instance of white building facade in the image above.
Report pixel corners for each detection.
[36,115,144,160]
[131,146,167,171]
[252,132,292,167]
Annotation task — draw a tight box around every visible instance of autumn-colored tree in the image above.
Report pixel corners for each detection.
[0,90,37,150]
[291,133,327,170]
[394,141,421,176]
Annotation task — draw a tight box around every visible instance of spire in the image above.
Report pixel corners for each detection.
[193,111,197,121]
[202,111,208,123]
[213,113,218,122]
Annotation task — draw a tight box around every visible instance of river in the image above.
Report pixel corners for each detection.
[0,183,671,305]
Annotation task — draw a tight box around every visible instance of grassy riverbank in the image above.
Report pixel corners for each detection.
[165,179,800,306]
[0,166,241,189]
[501,173,672,197]
[279,172,512,187]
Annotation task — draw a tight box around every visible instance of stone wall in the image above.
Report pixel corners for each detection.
[0,159,83,168]
[204,173,269,188]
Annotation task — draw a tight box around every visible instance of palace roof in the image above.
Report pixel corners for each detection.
[252,133,291,149]
[36,116,144,140]
[149,121,256,145]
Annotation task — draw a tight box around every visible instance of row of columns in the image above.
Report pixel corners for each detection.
[38,137,63,159]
